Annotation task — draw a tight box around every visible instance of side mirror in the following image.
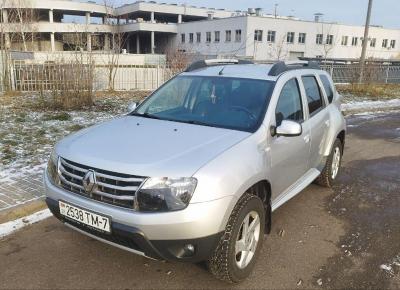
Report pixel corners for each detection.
[275,120,302,137]
[127,102,138,113]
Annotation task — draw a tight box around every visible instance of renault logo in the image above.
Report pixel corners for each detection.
[82,170,97,194]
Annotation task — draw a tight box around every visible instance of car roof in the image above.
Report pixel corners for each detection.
[180,63,326,81]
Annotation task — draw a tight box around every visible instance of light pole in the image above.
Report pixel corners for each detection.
[359,0,373,83]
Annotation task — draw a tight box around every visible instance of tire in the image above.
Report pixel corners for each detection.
[315,138,343,188]
[207,193,266,283]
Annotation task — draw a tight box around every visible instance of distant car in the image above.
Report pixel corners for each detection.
[45,59,346,283]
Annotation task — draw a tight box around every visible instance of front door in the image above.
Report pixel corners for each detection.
[269,77,311,199]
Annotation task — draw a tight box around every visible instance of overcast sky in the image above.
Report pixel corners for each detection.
[110,0,399,29]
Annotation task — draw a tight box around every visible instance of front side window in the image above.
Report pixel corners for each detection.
[275,78,303,126]
[134,76,275,132]
[214,31,220,42]
[302,76,324,116]
[320,75,334,103]
[316,34,323,45]
[254,30,263,42]
[267,30,276,42]
[225,30,231,42]
[287,32,295,44]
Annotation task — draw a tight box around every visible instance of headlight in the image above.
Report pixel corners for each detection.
[135,177,197,212]
[47,149,60,186]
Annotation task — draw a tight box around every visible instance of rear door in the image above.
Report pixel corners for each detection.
[300,75,330,170]
[269,77,311,198]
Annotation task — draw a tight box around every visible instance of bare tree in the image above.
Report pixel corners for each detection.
[102,0,126,91]
[267,33,289,61]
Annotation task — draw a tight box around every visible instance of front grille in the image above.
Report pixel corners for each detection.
[58,158,147,209]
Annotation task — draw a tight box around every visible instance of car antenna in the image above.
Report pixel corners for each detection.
[218,66,226,75]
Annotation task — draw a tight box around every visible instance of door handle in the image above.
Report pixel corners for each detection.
[304,134,310,143]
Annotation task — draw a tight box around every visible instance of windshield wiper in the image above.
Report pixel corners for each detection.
[130,112,161,120]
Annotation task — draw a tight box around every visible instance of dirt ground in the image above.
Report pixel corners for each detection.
[0,111,399,289]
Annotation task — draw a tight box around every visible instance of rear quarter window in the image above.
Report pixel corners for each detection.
[320,75,334,103]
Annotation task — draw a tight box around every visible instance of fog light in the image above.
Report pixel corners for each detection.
[184,244,195,253]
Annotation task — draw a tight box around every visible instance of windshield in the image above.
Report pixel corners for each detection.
[134,75,275,132]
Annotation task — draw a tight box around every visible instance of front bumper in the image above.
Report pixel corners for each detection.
[44,171,231,262]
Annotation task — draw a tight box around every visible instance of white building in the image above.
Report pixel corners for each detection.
[1,0,400,61]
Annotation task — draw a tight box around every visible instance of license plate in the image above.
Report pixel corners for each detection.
[59,201,111,233]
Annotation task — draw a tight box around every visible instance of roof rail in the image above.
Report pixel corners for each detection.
[184,59,254,72]
[268,60,321,76]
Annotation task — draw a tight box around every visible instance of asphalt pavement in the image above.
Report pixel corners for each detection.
[0,111,399,289]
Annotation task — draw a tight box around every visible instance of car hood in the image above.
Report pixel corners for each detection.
[56,116,250,177]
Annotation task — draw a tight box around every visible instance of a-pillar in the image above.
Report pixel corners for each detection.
[2,9,10,49]
[150,31,155,54]
[49,9,53,23]
[50,32,55,52]
[178,14,182,23]
[136,33,140,54]
[87,33,92,51]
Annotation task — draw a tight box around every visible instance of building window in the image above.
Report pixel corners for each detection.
[370,38,376,47]
[235,29,242,42]
[382,39,388,48]
[352,37,358,46]
[287,32,295,44]
[316,34,323,45]
[225,30,231,42]
[267,30,276,42]
[196,32,201,43]
[390,40,396,49]
[254,30,263,42]
[189,33,194,43]
[214,31,220,42]
[326,35,334,45]
[298,33,306,44]
[341,36,348,46]
[206,32,211,43]
[181,33,185,43]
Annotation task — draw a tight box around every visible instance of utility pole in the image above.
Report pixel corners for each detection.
[274,4,278,18]
[359,0,373,83]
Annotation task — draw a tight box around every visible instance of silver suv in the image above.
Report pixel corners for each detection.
[45,59,346,283]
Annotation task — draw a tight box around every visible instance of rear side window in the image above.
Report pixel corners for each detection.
[320,75,334,103]
[301,76,323,116]
[275,78,303,126]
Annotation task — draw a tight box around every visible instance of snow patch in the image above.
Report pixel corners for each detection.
[0,209,52,239]
[342,99,400,111]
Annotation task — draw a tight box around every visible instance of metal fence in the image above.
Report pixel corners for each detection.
[3,60,400,93]
[11,61,175,92]
[321,64,400,84]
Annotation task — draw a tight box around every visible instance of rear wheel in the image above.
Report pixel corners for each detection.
[207,193,265,283]
[315,138,343,188]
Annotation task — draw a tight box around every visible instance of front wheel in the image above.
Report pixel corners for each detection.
[207,193,266,283]
[315,138,343,188]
